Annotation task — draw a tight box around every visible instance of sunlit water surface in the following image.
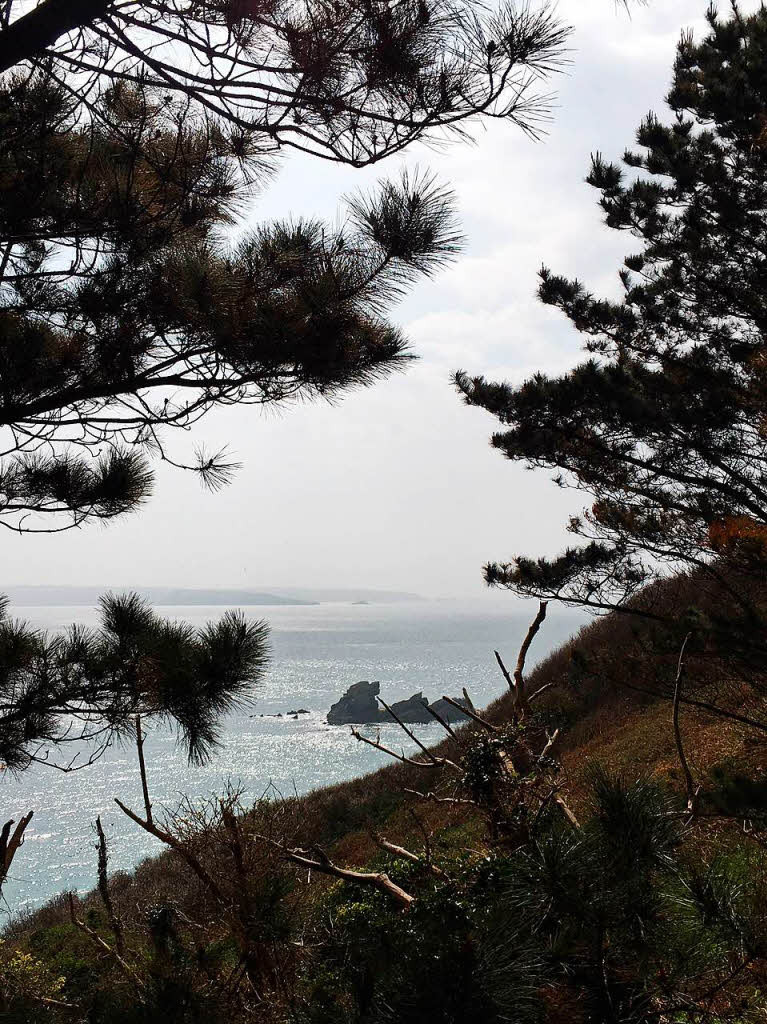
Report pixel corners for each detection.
[0,599,583,914]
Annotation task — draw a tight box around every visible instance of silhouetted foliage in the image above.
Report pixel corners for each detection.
[0,591,269,771]
[456,5,767,638]
[0,0,569,530]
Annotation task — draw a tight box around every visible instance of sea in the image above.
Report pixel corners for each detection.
[0,599,584,916]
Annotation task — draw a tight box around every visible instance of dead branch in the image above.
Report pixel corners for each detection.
[404,788,477,807]
[494,650,515,691]
[114,798,227,907]
[350,727,444,769]
[280,844,414,910]
[67,893,144,995]
[554,793,580,829]
[95,816,124,956]
[514,601,548,709]
[423,701,456,736]
[672,633,699,816]
[440,695,498,732]
[538,729,560,763]
[377,697,461,772]
[372,832,446,878]
[528,679,559,704]
[0,810,33,889]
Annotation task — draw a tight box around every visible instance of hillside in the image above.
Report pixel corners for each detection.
[5,569,767,1022]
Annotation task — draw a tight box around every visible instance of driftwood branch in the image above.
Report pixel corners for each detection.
[0,810,33,889]
[672,633,699,816]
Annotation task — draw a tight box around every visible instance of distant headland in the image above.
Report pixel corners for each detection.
[1,586,423,607]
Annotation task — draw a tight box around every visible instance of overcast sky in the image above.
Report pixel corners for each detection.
[0,0,721,598]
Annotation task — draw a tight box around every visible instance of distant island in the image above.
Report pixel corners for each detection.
[2,586,317,607]
[1,586,424,607]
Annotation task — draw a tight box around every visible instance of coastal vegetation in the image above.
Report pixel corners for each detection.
[1,1,767,1022]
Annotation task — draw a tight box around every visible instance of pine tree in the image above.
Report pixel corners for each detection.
[0,591,269,772]
[0,0,568,530]
[456,5,767,632]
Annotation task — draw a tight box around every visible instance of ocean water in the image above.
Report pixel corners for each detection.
[0,599,583,915]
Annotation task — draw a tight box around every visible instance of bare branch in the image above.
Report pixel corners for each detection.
[372,832,446,878]
[277,842,414,910]
[672,633,699,817]
[440,695,498,732]
[513,601,548,710]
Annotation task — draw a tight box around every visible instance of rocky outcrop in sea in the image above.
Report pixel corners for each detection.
[327,680,470,725]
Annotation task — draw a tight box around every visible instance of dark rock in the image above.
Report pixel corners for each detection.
[327,680,381,725]
[327,683,472,725]
[428,696,471,723]
[384,692,431,724]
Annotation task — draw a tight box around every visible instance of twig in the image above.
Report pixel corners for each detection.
[672,633,698,816]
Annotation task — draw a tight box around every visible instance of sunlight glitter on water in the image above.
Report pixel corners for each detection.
[0,599,584,913]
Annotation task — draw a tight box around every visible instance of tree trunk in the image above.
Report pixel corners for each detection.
[0,0,112,75]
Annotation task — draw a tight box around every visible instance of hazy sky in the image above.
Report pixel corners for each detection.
[0,0,720,597]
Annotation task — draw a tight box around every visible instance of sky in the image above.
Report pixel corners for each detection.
[0,0,722,598]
